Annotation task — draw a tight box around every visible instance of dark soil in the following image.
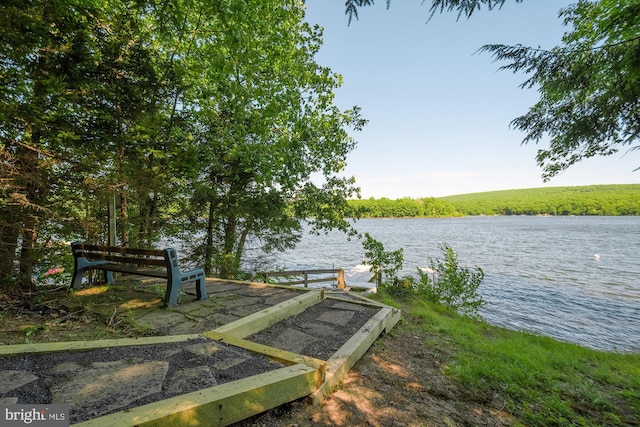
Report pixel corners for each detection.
[0,338,284,423]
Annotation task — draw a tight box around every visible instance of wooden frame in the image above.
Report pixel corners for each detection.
[0,283,399,426]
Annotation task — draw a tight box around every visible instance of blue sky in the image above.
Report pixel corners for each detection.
[303,1,639,198]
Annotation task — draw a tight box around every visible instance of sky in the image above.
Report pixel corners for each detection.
[303,1,640,198]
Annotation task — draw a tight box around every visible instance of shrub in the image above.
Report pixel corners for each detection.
[415,243,485,316]
[361,232,404,287]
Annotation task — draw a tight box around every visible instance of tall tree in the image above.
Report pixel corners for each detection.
[1,0,366,287]
[0,0,106,290]
[177,1,365,278]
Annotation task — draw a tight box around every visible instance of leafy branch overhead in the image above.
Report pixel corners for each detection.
[481,1,640,179]
[344,0,523,23]
[342,0,640,179]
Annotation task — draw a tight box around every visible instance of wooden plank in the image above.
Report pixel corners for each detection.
[212,289,324,339]
[77,244,164,256]
[92,264,168,278]
[87,255,166,267]
[326,293,391,309]
[74,363,321,427]
[273,276,338,286]
[263,269,340,277]
[310,306,401,405]
[0,334,202,357]
[202,331,326,374]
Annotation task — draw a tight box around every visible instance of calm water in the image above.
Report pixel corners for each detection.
[269,216,640,353]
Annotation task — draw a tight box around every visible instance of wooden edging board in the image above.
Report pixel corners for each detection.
[73,363,322,427]
[0,334,202,357]
[325,292,391,309]
[205,277,316,292]
[310,305,402,405]
[203,330,326,375]
[0,282,400,426]
[212,289,324,339]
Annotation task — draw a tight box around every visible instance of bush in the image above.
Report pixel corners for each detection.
[361,235,485,316]
[414,243,485,316]
[361,232,404,287]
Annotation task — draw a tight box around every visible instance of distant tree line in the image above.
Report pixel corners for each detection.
[346,185,640,217]
[348,197,459,218]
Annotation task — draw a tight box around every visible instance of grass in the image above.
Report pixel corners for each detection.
[381,292,640,426]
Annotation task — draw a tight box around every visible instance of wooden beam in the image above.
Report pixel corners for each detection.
[326,294,392,309]
[269,276,339,287]
[211,289,324,339]
[310,306,401,405]
[202,331,326,376]
[74,364,321,427]
[205,277,311,292]
[0,334,202,357]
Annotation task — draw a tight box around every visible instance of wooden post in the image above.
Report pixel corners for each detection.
[303,272,308,287]
[337,269,346,289]
[108,190,117,246]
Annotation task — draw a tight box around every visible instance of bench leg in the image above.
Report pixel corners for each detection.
[105,270,114,284]
[71,268,85,289]
[195,276,207,301]
[164,280,179,308]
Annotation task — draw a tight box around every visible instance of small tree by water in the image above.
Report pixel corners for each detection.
[415,243,485,316]
[362,235,485,316]
[361,232,404,287]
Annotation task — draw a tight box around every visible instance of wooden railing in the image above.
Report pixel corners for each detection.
[262,269,346,289]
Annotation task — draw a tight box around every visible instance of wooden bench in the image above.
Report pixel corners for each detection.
[70,243,207,307]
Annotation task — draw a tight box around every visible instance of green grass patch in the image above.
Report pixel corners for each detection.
[378,292,640,426]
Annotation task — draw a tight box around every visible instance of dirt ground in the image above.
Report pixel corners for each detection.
[234,321,513,427]
[0,288,513,426]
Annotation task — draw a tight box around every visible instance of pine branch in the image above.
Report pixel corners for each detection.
[427,0,522,21]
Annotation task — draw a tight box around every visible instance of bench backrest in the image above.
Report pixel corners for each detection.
[72,243,167,268]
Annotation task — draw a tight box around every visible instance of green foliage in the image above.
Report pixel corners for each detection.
[362,235,485,316]
[481,1,640,179]
[347,197,458,218]
[383,295,640,426]
[347,185,640,218]
[344,1,640,179]
[343,0,523,23]
[360,233,404,285]
[0,0,365,287]
[442,184,640,216]
[413,243,485,316]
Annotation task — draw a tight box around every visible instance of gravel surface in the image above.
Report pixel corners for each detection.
[0,338,284,423]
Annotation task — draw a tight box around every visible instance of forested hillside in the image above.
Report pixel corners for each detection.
[347,185,640,217]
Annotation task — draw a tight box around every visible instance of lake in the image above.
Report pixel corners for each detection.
[269,216,640,353]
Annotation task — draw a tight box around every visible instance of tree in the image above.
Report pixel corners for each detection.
[0,0,107,291]
[178,1,365,278]
[483,0,640,179]
[1,0,365,290]
[343,0,521,24]
[343,0,639,179]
